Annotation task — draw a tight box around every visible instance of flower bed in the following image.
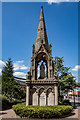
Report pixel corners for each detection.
[12,102,73,118]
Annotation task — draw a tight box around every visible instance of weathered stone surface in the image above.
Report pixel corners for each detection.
[48,92,55,106]
[40,89,46,106]
[40,62,45,79]
[26,6,58,106]
[35,6,49,52]
[33,91,38,105]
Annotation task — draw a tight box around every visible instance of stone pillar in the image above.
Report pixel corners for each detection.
[26,85,30,106]
[47,60,50,79]
[47,59,53,79]
[44,91,47,106]
[31,59,35,80]
[54,84,58,105]
[45,93,47,106]
[37,92,39,106]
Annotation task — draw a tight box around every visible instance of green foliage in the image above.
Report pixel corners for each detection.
[13,103,73,118]
[58,95,71,105]
[1,95,11,110]
[2,58,14,82]
[58,95,64,104]
[2,58,26,102]
[62,99,71,105]
[0,94,26,110]
[76,82,80,86]
[54,57,76,95]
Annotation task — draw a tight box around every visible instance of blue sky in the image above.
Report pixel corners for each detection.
[0,2,79,82]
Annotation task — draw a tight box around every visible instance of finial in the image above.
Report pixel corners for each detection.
[41,5,43,8]
[41,3,43,8]
[50,44,52,47]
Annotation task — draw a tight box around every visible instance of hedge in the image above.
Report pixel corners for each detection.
[12,102,73,118]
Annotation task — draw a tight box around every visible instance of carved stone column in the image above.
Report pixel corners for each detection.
[26,85,30,106]
[47,59,50,79]
[31,59,35,80]
[54,84,58,105]
[36,91,39,106]
[44,90,47,106]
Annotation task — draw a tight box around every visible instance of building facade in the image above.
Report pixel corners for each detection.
[26,6,58,106]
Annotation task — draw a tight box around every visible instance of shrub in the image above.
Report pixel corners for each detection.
[58,95,71,105]
[58,95,64,105]
[13,102,73,118]
[1,95,11,110]
[1,94,26,110]
[59,99,71,105]
[62,99,71,105]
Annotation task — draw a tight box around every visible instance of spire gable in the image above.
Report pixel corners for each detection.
[35,6,49,52]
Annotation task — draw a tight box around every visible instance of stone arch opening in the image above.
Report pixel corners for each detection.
[39,88,46,106]
[37,60,47,79]
[47,88,54,106]
[35,52,48,80]
[32,88,38,105]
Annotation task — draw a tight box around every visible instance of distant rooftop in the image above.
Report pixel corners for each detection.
[14,77,26,86]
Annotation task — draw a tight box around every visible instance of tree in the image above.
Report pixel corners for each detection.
[54,56,76,96]
[2,58,14,82]
[2,58,26,102]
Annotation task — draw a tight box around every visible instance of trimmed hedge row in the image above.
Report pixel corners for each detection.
[12,102,73,118]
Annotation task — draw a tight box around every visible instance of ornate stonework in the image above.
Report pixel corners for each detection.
[26,6,58,106]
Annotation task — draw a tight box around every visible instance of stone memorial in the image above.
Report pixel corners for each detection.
[40,62,45,79]
[26,6,58,106]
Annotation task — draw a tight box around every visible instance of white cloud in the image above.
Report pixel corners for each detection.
[47,0,79,4]
[16,60,24,63]
[72,65,80,71]
[21,76,26,79]
[13,60,28,71]
[0,60,5,67]
[37,67,40,70]
[0,60,5,75]
[0,68,2,75]
[20,65,28,70]
[38,73,40,78]
[0,60,28,78]
[13,72,26,78]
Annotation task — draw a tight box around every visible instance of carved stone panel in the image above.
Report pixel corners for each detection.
[40,89,46,106]
[47,92,54,106]
[32,89,38,106]
[47,88,55,106]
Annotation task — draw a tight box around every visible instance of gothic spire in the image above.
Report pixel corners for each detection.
[35,6,49,52]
